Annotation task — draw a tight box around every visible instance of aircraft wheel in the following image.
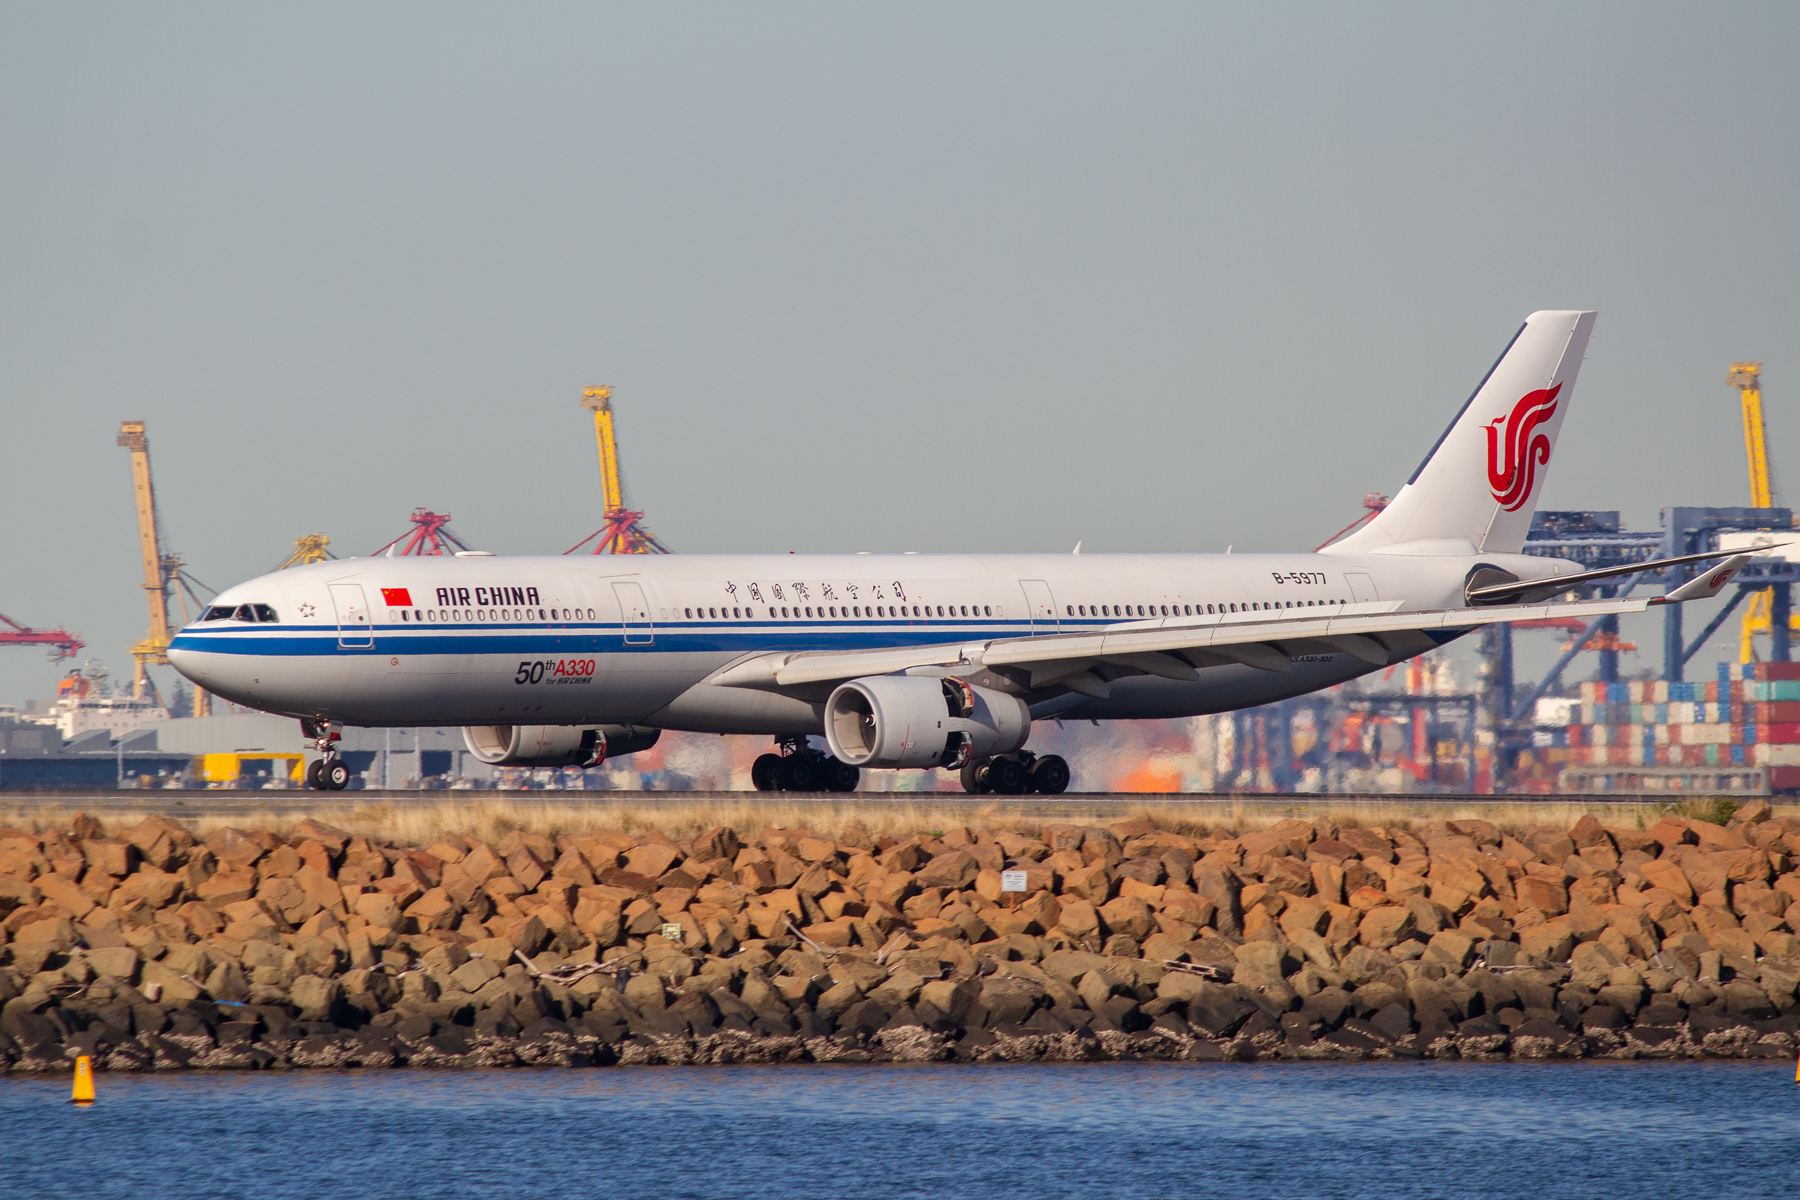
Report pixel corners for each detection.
[786,755,822,792]
[960,760,991,795]
[306,759,327,790]
[751,753,783,792]
[987,755,1029,795]
[1030,754,1071,795]
[321,759,351,791]
[825,758,859,792]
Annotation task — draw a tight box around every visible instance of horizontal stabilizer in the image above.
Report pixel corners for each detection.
[1467,546,1773,604]
[1655,555,1751,604]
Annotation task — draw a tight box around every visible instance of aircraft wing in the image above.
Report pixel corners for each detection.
[712,556,1747,698]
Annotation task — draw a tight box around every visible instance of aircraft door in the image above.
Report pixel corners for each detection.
[1344,573,1380,603]
[1018,579,1059,633]
[329,583,373,649]
[612,581,654,645]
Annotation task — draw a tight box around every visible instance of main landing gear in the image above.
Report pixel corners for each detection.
[961,751,1070,795]
[302,718,351,791]
[752,737,859,793]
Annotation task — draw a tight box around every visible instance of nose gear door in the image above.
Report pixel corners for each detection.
[329,583,373,649]
[1018,579,1059,633]
[612,580,653,646]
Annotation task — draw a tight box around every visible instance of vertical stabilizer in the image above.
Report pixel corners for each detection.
[1324,310,1596,556]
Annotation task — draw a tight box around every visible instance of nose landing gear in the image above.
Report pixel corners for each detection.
[301,718,351,791]
[752,737,859,793]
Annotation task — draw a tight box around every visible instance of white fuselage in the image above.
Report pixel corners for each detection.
[166,548,1565,736]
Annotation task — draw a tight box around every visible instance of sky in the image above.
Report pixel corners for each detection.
[3,2,1799,709]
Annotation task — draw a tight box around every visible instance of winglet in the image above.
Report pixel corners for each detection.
[1653,555,1750,605]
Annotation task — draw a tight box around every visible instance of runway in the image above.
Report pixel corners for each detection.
[0,787,1696,821]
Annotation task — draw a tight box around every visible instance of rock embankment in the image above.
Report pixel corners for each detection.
[3,804,1799,1071]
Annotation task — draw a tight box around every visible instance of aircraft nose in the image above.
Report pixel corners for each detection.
[167,644,209,687]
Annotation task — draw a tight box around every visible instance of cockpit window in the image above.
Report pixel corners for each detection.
[203,603,277,623]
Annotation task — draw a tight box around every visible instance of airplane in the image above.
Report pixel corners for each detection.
[168,310,1747,794]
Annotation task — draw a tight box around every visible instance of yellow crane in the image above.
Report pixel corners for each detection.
[564,385,672,555]
[277,533,334,570]
[1729,363,1798,661]
[117,420,210,714]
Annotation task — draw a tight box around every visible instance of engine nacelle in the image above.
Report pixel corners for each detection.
[824,676,1030,769]
[462,724,661,767]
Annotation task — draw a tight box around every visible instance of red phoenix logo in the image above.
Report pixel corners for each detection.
[1486,383,1561,511]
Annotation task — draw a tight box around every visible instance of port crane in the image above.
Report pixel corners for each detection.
[0,613,83,662]
[117,420,213,713]
[372,509,472,556]
[1729,363,1798,661]
[277,533,335,570]
[565,385,672,555]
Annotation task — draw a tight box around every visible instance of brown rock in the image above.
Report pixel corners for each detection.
[1515,875,1569,916]
[1099,895,1156,940]
[81,837,136,879]
[1647,819,1696,849]
[205,828,265,872]
[1524,829,1576,863]
[596,868,659,896]
[1162,890,1215,928]
[1061,861,1116,904]
[1519,918,1576,962]
[1056,897,1103,943]
[625,843,680,879]
[915,850,979,891]
[1359,906,1416,949]
[1639,859,1695,905]
[405,888,460,931]
[294,840,335,876]
[34,871,96,918]
[460,844,506,883]
[1262,856,1314,896]
[14,914,75,950]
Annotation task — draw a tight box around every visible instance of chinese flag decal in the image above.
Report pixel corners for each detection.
[380,588,413,606]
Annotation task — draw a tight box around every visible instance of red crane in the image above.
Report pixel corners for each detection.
[0,613,84,662]
[371,509,473,556]
[1315,492,1391,551]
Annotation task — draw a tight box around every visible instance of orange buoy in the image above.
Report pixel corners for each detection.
[71,1054,95,1105]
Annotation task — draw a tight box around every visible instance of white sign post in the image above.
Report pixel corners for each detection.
[1000,869,1028,908]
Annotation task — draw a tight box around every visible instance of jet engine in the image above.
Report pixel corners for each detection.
[462,724,661,767]
[824,676,1030,770]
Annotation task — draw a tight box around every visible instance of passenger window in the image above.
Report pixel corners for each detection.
[984,606,991,617]
[684,608,692,619]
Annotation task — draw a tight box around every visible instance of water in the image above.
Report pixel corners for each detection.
[1,1062,1796,1199]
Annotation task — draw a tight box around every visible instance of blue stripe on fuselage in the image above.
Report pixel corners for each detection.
[167,618,1115,657]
